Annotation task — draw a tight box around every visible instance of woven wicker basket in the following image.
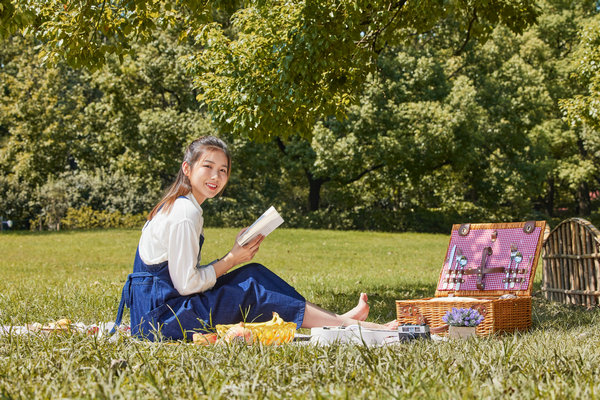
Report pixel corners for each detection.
[215,312,296,345]
[396,221,545,336]
[396,296,532,335]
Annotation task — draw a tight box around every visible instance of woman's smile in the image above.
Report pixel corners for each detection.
[206,181,218,190]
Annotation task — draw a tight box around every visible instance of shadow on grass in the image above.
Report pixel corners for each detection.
[530,279,600,330]
[532,291,600,331]
[308,282,437,323]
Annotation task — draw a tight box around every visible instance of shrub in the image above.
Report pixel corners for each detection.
[60,207,147,230]
[25,169,159,231]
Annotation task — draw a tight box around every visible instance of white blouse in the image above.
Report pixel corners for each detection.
[138,194,217,295]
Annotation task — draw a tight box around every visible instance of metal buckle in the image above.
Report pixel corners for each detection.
[523,221,535,234]
[458,224,471,236]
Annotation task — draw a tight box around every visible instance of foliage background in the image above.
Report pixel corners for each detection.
[0,0,599,232]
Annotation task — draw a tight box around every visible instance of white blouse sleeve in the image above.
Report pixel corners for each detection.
[167,219,217,295]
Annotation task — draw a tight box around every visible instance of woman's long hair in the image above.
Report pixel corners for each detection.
[147,136,231,220]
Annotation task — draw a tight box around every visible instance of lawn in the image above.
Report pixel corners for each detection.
[1,228,599,399]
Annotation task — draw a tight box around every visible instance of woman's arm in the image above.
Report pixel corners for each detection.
[167,219,218,295]
[168,223,264,294]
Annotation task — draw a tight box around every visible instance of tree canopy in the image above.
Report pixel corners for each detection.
[1,0,599,232]
[2,0,540,140]
[560,13,600,132]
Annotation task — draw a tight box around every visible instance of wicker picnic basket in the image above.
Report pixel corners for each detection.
[215,312,296,345]
[396,221,546,336]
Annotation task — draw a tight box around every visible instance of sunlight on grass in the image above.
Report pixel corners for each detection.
[1,229,599,399]
[0,228,448,324]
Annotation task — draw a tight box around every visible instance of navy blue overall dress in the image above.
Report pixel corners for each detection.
[112,220,306,341]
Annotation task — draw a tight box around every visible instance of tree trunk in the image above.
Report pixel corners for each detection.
[546,178,555,217]
[275,137,328,212]
[575,135,591,216]
[577,182,591,216]
[307,173,326,211]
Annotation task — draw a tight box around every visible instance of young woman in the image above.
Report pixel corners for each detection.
[113,136,397,340]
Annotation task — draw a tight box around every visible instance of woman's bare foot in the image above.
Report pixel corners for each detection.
[341,293,370,321]
[301,300,398,330]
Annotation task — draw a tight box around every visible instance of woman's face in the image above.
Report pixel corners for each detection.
[183,149,229,205]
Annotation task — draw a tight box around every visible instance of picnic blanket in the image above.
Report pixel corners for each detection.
[0,319,445,345]
[0,319,129,339]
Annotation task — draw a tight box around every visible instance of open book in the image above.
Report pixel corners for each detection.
[237,206,284,246]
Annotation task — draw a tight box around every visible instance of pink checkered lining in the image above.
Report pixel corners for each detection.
[437,227,542,292]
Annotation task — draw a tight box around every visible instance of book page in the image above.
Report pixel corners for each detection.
[237,206,284,246]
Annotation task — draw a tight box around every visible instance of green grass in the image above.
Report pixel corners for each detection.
[1,229,600,399]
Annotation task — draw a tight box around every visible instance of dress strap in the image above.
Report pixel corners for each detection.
[110,272,153,335]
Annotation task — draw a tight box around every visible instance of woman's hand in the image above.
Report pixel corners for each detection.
[212,228,264,278]
[229,228,264,265]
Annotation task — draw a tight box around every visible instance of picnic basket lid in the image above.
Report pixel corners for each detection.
[434,221,546,298]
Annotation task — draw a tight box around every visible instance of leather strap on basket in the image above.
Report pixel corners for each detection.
[476,247,493,290]
[430,324,449,334]
[462,267,505,275]
[460,246,502,283]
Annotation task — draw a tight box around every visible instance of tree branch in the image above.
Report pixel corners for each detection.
[92,0,107,44]
[429,160,452,171]
[342,163,385,184]
[453,8,477,56]
[275,136,287,155]
[448,61,468,79]
[356,0,408,53]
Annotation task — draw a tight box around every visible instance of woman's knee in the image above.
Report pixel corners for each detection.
[224,263,269,282]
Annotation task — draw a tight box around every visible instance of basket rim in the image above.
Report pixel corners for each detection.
[395,295,532,303]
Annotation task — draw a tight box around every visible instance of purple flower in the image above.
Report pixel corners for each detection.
[443,308,484,327]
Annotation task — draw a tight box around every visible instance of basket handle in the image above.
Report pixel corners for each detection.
[471,304,488,316]
[398,305,450,333]
[397,305,426,324]
[430,324,449,334]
